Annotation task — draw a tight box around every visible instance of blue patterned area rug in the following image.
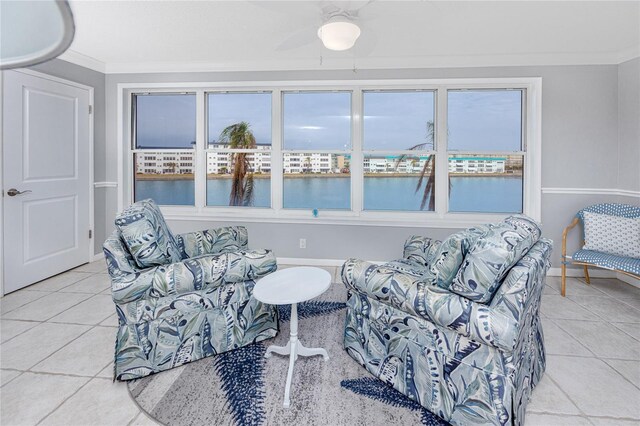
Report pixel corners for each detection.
[128,283,448,426]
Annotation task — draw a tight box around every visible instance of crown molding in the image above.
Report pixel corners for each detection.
[105,51,639,74]
[58,49,106,73]
[54,48,639,75]
[618,45,640,64]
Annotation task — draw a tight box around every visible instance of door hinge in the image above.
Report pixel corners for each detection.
[89,230,93,239]
[89,105,93,114]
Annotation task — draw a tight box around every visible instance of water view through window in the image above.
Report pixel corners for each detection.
[133,88,525,214]
[135,174,522,211]
[206,93,272,207]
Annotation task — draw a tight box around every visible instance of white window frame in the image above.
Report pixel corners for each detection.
[117,78,542,228]
[205,90,274,209]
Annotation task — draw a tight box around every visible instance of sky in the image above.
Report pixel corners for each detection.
[135,90,522,152]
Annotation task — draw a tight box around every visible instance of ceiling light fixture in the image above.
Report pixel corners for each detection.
[317,17,361,51]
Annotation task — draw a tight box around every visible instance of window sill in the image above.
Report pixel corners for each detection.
[160,206,519,229]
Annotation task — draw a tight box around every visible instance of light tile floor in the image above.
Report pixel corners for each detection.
[1,262,638,426]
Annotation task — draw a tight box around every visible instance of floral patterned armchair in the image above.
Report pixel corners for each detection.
[341,215,552,425]
[104,199,278,380]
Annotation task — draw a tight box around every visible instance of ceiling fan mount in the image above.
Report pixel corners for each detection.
[257,0,377,55]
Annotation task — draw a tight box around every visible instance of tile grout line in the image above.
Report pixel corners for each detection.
[3,272,111,323]
[0,291,53,315]
[24,325,100,374]
[599,358,640,392]
[551,318,640,362]
[1,295,114,346]
[567,293,640,322]
[1,273,100,321]
[34,354,128,426]
[26,271,96,293]
[540,371,593,421]
[28,263,120,426]
[545,317,598,358]
[609,322,640,343]
[545,295,639,325]
[545,354,640,420]
[1,293,94,329]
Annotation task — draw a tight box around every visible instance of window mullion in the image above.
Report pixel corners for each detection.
[195,90,206,210]
[435,87,449,218]
[127,91,134,205]
[351,89,363,214]
[271,89,283,212]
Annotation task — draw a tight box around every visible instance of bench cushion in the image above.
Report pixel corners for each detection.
[572,249,640,276]
[583,212,640,258]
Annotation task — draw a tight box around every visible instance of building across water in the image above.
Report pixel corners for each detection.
[136,148,519,175]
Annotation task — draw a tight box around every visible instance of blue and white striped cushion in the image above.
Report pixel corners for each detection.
[571,249,640,276]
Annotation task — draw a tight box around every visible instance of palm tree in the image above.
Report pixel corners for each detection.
[395,120,437,210]
[219,122,256,206]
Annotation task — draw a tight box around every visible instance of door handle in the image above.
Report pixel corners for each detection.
[6,188,32,197]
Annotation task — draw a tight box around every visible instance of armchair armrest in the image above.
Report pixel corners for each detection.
[111,249,276,304]
[342,258,518,351]
[403,235,441,267]
[176,226,248,258]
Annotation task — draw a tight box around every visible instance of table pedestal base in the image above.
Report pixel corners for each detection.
[264,302,329,408]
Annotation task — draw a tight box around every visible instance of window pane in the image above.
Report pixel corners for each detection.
[206,151,271,208]
[448,90,523,151]
[283,152,350,209]
[364,154,435,211]
[208,93,272,147]
[363,91,435,150]
[135,94,196,149]
[134,152,194,205]
[448,154,523,213]
[283,92,351,150]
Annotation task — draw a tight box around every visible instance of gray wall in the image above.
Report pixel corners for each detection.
[27,59,107,254]
[617,58,640,192]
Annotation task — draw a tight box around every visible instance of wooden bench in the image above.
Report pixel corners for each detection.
[561,203,640,296]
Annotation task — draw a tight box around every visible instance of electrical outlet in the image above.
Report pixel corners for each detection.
[299,238,306,249]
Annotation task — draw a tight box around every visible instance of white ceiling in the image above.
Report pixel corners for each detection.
[61,1,640,73]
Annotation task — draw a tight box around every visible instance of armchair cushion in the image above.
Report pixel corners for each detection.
[176,226,249,258]
[428,225,489,289]
[451,215,541,303]
[115,199,182,268]
[402,236,441,267]
[583,212,640,258]
[111,249,276,304]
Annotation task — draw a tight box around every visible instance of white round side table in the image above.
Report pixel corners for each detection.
[253,266,332,408]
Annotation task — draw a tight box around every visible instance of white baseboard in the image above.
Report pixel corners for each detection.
[547,267,616,278]
[92,252,105,262]
[277,257,345,267]
[617,272,640,288]
[547,267,640,289]
[276,257,387,267]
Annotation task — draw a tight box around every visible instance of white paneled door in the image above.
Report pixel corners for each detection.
[2,70,92,294]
